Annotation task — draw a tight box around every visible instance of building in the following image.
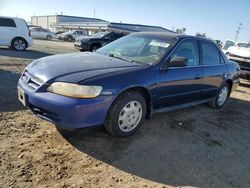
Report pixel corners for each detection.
[107,22,173,34]
[31,15,174,35]
[31,15,107,34]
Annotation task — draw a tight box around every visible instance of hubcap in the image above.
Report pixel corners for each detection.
[118,101,142,132]
[218,86,228,106]
[14,40,25,50]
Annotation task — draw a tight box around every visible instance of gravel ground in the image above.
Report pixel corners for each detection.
[0,39,250,188]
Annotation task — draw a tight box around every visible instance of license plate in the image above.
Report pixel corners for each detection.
[17,86,26,106]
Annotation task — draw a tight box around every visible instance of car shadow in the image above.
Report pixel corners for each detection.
[0,69,25,113]
[0,48,53,59]
[59,97,250,187]
[239,82,250,88]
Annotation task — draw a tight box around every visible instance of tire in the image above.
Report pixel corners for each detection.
[11,38,27,51]
[209,82,230,109]
[104,91,146,137]
[46,35,52,40]
[67,35,74,42]
[90,44,100,52]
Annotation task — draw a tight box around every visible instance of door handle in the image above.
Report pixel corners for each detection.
[195,74,202,79]
[221,72,227,78]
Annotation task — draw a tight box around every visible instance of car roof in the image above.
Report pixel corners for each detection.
[0,16,24,21]
[130,31,215,43]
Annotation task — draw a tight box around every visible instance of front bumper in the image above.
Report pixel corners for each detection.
[228,55,250,79]
[18,78,116,128]
[74,42,90,51]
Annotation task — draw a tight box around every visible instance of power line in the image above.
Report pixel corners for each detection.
[235,22,242,42]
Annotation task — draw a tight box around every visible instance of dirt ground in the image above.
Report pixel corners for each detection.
[0,39,250,188]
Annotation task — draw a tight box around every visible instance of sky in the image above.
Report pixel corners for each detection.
[0,0,249,42]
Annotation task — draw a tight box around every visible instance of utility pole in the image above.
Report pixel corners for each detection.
[235,23,242,42]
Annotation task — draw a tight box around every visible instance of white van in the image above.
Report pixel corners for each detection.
[0,16,32,51]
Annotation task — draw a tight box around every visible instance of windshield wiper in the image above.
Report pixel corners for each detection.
[109,53,135,63]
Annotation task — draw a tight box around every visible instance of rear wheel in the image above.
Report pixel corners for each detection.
[209,82,230,109]
[104,91,146,137]
[11,38,27,51]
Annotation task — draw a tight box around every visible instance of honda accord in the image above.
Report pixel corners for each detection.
[17,32,240,137]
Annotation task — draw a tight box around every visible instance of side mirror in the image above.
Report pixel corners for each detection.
[168,56,188,67]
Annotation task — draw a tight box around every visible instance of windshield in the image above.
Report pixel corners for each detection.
[92,31,110,38]
[96,35,177,65]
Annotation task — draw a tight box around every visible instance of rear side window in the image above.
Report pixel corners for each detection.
[0,18,16,27]
[201,41,221,65]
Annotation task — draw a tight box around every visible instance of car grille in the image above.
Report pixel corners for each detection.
[21,70,44,90]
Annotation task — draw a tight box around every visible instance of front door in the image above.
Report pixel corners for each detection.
[157,39,203,108]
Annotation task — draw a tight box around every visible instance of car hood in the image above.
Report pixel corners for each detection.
[76,36,92,41]
[228,46,250,58]
[27,52,142,83]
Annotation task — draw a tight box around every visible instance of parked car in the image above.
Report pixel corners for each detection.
[30,27,56,40]
[59,30,85,42]
[17,32,240,137]
[74,31,125,52]
[226,42,250,78]
[0,16,32,51]
[222,39,247,53]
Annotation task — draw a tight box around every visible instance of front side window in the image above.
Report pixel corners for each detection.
[0,18,16,27]
[97,34,177,65]
[170,40,199,66]
[201,41,221,65]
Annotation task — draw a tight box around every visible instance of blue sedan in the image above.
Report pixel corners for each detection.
[17,32,240,137]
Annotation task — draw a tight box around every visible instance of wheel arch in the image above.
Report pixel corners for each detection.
[114,86,152,120]
[225,79,233,95]
[11,36,28,48]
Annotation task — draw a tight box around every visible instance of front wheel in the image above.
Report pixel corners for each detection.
[67,35,74,42]
[104,92,146,137]
[90,45,100,52]
[209,83,230,109]
[46,35,52,40]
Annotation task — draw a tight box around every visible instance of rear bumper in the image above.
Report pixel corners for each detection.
[18,79,116,128]
[26,37,33,47]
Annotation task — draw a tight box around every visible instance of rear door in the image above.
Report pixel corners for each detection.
[157,39,203,108]
[0,18,17,45]
[199,40,227,99]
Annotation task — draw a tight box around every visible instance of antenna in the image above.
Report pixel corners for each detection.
[235,22,242,42]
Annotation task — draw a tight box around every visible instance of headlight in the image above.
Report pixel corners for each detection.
[47,82,102,98]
